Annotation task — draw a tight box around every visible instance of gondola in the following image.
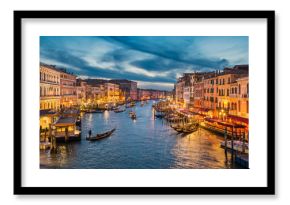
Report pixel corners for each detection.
[171,123,199,134]
[131,114,137,120]
[129,111,137,120]
[86,109,104,113]
[114,107,126,113]
[86,128,116,141]
[155,113,165,118]
[114,109,126,113]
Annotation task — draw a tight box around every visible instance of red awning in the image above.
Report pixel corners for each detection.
[228,115,248,124]
[199,108,211,112]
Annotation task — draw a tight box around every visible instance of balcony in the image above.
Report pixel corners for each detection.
[40,80,59,85]
[40,95,61,99]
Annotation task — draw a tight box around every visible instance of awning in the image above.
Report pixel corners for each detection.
[228,115,248,124]
[40,109,57,116]
[198,108,211,112]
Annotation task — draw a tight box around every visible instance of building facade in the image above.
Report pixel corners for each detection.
[40,64,61,110]
[59,71,77,108]
[104,83,120,103]
[109,79,138,101]
[174,65,249,120]
[175,78,185,107]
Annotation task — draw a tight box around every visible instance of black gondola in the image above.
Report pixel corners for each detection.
[155,113,165,118]
[86,109,104,113]
[86,128,116,141]
[114,107,126,113]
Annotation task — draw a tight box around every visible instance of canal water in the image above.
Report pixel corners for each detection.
[40,100,241,169]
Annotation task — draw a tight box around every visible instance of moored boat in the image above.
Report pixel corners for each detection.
[114,107,126,113]
[155,113,165,118]
[86,109,104,113]
[171,122,199,134]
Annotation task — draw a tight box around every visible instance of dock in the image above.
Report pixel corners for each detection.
[53,116,81,142]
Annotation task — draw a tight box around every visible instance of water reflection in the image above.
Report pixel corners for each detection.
[40,100,240,169]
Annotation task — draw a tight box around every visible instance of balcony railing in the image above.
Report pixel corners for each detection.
[40,80,59,85]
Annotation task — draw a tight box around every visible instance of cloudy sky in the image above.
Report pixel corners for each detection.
[40,36,248,91]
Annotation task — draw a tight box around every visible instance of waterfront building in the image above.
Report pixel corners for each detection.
[104,83,120,104]
[59,70,77,108]
[109,79,138,101]
[150,89,164,99]
[202,66,248,118]
[183,84,191,108]
[192,78,204,112]
[76,80,88,105]
[40,64,61,110]
[137,88,151,100]
[233,77,249,118]
[137,89,168,100]
[175,77,185,107]
[90,84,106,106]
[52,116,81,142]
[39,109,59,131]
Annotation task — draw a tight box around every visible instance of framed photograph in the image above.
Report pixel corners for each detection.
[14,10,275,195]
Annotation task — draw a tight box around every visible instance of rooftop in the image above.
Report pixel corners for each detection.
[40,62,76,76]
[54,117,76,126]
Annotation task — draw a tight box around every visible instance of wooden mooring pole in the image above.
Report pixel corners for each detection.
[231,126,234,162]
[224,127,228,163]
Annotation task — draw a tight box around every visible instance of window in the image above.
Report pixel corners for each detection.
[228,77,230,84]
[247,83,249,94]
[227,89,229,96]
[216,79,218,84]
[235,87,237,94]
[223,79,225,85]
[239,84,241,94]
[238,100,241,112]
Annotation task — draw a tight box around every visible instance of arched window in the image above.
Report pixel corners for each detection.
[238,84,241,94]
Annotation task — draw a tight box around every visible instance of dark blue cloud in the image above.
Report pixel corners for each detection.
[40,36,248,90]
[106,36,231,68]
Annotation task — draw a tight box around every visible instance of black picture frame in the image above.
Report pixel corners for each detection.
[14,10,275,195]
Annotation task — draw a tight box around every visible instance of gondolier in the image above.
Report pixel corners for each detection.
[86,128,116,141]
[88,129,92,139]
